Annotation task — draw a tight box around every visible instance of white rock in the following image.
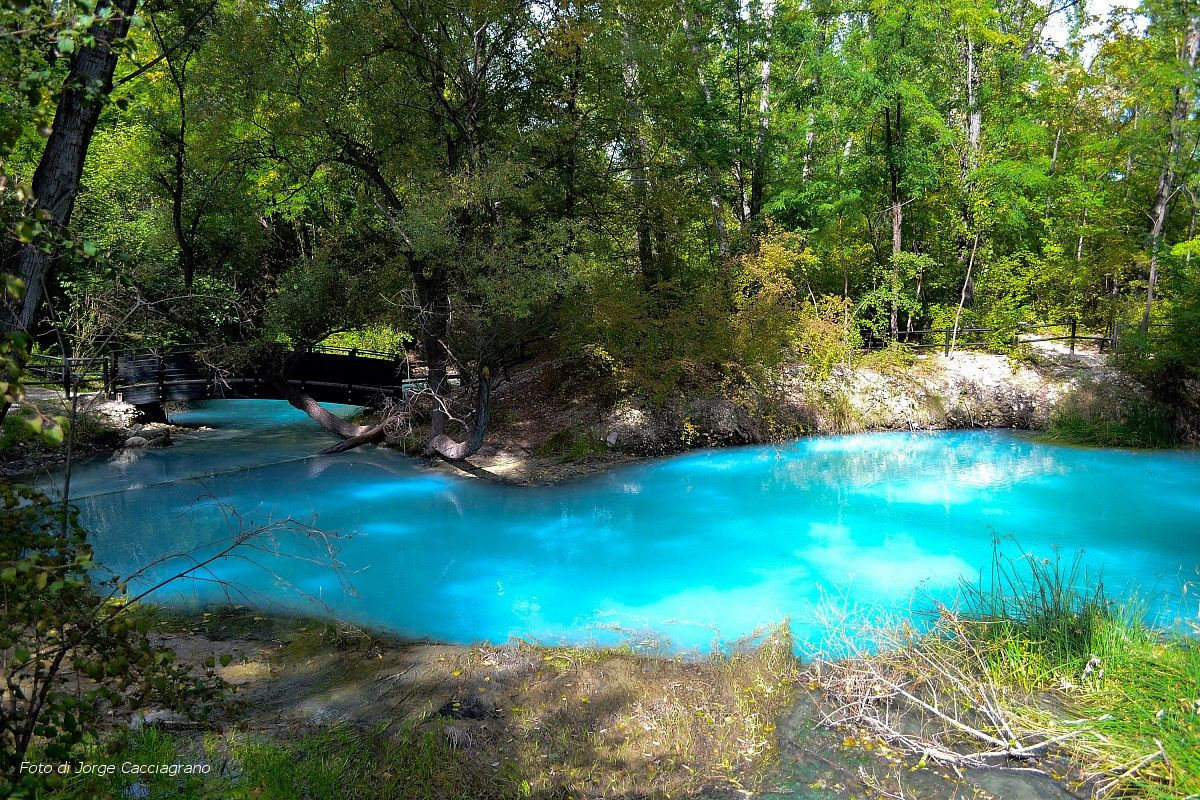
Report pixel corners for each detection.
[124,436,149,448]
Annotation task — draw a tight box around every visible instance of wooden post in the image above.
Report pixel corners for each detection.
[1069,318,1077,354]
[157,354,166,402]
[944,326,951,356]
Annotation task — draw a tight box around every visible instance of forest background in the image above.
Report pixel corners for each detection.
[2,0,1200,451]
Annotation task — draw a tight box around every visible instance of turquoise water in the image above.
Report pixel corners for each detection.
[56,400,1200,652]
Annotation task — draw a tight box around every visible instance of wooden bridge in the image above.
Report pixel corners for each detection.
[22,345,444,408]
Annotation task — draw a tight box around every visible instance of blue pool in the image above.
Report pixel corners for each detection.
[54,401,1200,652]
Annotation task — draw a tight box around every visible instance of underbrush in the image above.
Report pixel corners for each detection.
[0,404,120,458]
[532,425,607,461]
[1043,385,1176,449]
[0,408,41,453]
[809,541,1200,798]
[1045,405,1176,449]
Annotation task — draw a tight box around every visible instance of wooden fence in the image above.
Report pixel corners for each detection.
[862,319,1173,356]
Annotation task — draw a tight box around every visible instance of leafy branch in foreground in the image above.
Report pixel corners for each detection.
[0,483,221,797]
[0,482,349,798]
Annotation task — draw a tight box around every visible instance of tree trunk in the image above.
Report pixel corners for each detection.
[621,58,657,284]
[415,264,451,438]
[155,19,199,291]
[885,101,904,340]
[424,366,492,460]
[958,33,982,311]
[1125,106,1138,193]
[266,374,380,442]
[951,232,980,353]
[748,0,774,225]
[890,197,902,339]
[2,0,139,336]
[1142,17,1200,331]
[411,263,493,460]
[803,116,816,181]
[677,0,729,258]
[966,41,982,165]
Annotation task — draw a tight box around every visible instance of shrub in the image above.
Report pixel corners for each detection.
[0,484,225,796]
[1045,386,1176,449]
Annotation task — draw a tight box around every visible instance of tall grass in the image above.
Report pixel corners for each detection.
[811,539,1200,797]
[1044,397,1176,449]
[65,724,496,800]
[956,541,1156,686]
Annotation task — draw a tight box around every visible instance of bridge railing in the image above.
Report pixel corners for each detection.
[23,353,110,391]
[98,343,461,405]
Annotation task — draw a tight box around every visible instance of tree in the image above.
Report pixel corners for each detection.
[3,0,139,338]
[1141,2,1199,330]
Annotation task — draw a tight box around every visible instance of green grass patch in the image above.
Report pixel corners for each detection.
[1044,397,1176,449]
[532,425,607,461]
[0,407,45,454]
[957,542,1200,796]
[59,724,508,800]
[813,539,1199,798]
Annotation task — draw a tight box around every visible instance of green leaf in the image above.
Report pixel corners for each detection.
[3,275,24,301]
[14,219,42,244]
[57,36,75,54]
[41,420,64,447]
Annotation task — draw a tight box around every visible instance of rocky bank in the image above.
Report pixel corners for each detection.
[457,343,1176,483]
[600,349,1146,455]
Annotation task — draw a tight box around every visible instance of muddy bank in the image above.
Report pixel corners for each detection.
[149,611,797,798]
[133,611,1082,800]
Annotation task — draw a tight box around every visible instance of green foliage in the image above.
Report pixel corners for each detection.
[265,241,406,348]
[1044,389,1177,449]
[565,230,842,397]
[959,541,1141,678]
[795,295,858,378]
[950,540,1200,796]
[534,425,607,461]
[0,484,225,796]
[319,326,412,354]
[730,229,815,367]
[856,341,916,372]
[6,0,1200,426]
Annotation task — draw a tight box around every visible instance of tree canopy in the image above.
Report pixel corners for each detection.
[3,0,1200,449]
